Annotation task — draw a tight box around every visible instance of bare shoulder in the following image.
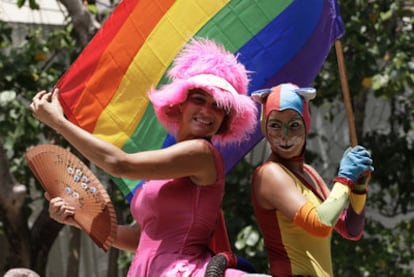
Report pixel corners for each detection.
[170,139,217,185]
[253,162,305,213]
[254,162,292,188]
[169,139,213,155]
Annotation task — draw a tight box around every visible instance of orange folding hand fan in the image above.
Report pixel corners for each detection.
[25,144,117,252]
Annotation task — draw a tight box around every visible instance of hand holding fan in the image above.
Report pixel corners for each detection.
[25,144,117,252]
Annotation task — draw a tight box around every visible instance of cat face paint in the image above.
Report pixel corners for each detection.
[266,109,306,159]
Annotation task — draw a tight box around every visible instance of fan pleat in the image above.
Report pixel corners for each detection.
[25,144,118,252]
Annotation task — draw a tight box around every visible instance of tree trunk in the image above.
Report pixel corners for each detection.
[0,143,31,271]
[58,0,101,47]
[107,248,120,277]
[31,207,64,276]
[66,227,81,277]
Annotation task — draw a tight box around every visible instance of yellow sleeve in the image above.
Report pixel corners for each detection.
[293,182,350,237]
[349,183,367,214]
[316,182,350,226]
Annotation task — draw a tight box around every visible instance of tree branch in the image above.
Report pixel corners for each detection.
[58,0,101,46]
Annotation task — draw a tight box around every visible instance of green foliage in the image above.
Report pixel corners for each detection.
[364,131,414,215]
[117,251,134,270]
[317,0,413,274]
[17,0,40,10]
[321,2,414,275]
[0,21,79,229]
[0,21,79,183]
[0,21,12,46]
[315,0,414,104]
[332,218,414,276]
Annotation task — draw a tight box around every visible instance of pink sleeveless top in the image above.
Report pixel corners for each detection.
[128,140,246,276]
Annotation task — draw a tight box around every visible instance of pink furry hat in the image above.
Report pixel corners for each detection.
[149,38,258,146]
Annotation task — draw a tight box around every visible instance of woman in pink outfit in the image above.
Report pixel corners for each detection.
[30,38,258,276]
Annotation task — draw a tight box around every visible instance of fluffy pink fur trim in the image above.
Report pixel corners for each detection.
[149,38,258,146]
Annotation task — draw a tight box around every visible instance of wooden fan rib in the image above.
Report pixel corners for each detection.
[76,204,116,251]
[25,144,118,252]
[27,155,62,197]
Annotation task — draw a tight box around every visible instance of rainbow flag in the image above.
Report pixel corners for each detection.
[57,0,344,201]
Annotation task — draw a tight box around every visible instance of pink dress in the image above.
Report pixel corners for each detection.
[128,140,246,277]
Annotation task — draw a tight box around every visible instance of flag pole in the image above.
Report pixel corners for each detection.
[334,39,358,147]
[335,39,371,184]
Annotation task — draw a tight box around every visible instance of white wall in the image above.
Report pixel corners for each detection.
[0,0,66,25]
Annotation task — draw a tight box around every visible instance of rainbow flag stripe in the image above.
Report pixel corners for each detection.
[57,0,344,201]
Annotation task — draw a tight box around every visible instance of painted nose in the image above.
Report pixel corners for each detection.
[282,123,289,137]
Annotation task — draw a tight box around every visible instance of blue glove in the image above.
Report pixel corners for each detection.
[337,145,374,183]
